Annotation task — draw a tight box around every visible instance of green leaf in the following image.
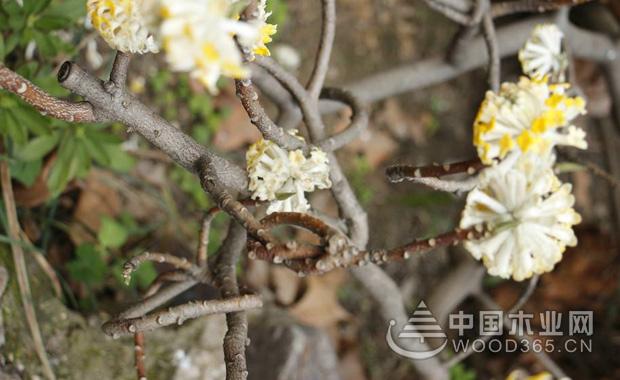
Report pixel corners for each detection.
[102,144,135,173]
[46,132,75,194]
[9,158,42,187]
[3,110,28,145]
[66,243,106,288]
[10,105,50,135]
[33,29,57,57]
[98,216,128,249]
[34,14,69,31]
[0,33,5,61]
[43,0,85,22]
[82,137,110,166]
[15,131,59,161]
[4,33,20,55]
[133,261,157,289]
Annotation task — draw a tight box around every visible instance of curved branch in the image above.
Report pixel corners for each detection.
[316,87,368,152]
[254,57,327,140]
[307,0,336,99]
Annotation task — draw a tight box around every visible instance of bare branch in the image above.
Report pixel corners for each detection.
[491,0,595,18]
[307,0,336,99]
[197,211,217,267]
[386,158,484,182]
[119,280,199,320]
[317,15,617,115]
[214,222,252,380]
[475,292,568,378]
[0,65,95,123]
[144,271,192,298]
[482,13,500,92]
[235,78,305,151]
[557,149,620,188]
[254,57,327,140]
[316,87,368,152]
[443,275,540,368]
[57,61,248,193]
[199,170,274,246]
[134,332,147,380]
[402,176,479,193]
[110,51,131,87]
[123,252,196,285]
[102,295,262,337]
[250,67,299,128]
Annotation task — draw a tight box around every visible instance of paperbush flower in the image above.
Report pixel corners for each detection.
[460,154,581,281]
[246,134,331,214]
[87,0,159,54]
[237,0,278,57]
[519,24,567,81]
[159,0,258,93]
[474,77,587,164]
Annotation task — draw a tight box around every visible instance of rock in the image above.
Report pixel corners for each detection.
[247,308,340,380]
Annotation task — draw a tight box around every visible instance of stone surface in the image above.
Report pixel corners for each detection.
[247,308,341,380]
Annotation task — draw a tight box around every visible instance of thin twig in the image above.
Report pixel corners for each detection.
[0,155,56,380]
[307,0,336,99]
[386,158,485,183]
[491,0,595,18]
[197,211,217,267]
[119,279,199,320]
[316,87,368,152]
[557,148,620,188]
[402,176,479,193]
[482,13,500,92]
[443,275,540,368]
[123,252,196,285]
[102,294,262,336]
[19,231,62,299]
[474,292,568,378]
[143,271,191,298]
[423,0,473,25]
[134,332,147,380]
[235,78,305,151]
[254,57,327,141]
[199,169,274,246]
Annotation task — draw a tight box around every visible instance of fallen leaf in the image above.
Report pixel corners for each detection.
[289,270,351,340]
[73,171,122,233]
[271,266,302,306]
[212,94,260,151]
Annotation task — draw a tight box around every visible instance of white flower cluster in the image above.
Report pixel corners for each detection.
[519,24,567,82]
[87,0,277,92]
[461,24,586,281]
[246,133,331,214]
[87,0,159,54]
